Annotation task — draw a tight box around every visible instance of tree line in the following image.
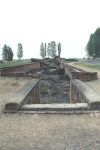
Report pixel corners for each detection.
[2,41,61,61]
[2,27,100,61]
[85,27,100,58]
[40,41,61,58]
[2,43,23,61]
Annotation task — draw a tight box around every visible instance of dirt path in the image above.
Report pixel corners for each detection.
[0,76,100,150]
[69,63,100,96]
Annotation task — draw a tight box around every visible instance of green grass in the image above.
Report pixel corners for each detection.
[74,62,100,70]
[95,59,100,62]
[0,61,31,68]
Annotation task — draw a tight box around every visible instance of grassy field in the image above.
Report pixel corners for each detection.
[74,62,100,70]
[0,61,31,68]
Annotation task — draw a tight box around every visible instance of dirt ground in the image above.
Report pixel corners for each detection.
[0,74,100,150]
[0,113,100,150]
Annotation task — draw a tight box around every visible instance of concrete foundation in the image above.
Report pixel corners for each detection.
[3,79,40,112]
[1,59,100,113]
[71,79,100,108]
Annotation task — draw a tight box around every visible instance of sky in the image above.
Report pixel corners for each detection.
[0,0,100,60]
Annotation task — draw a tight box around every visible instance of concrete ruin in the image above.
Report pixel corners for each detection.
[1,57,100,113]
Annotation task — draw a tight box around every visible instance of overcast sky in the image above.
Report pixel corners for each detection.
[0,0,100,60]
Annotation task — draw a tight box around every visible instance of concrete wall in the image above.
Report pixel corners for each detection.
[28,80,40,104]
[70,81,86,103]
[3,79,41,112]
[78,72,97,82]
[60,62,97,82]
[0,72,40,79]
[70,79,100,108]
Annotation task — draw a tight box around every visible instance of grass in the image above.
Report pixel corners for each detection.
[95,59,100,62]
[0,61,31,68]
[74,62,100,70]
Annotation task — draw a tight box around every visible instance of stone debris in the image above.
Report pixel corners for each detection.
[30,57,70,104]
[40,75,70,104]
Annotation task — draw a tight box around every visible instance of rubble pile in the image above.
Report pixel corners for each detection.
[40,75,70,104]
[31,57,70,103]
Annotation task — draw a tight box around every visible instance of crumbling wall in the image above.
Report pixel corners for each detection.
[0,62,40,76]
[70,79,100,108]
[27,80,40,104]
[70,83,86,103]
[60,62,97,82]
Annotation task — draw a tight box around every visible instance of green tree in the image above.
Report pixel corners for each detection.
[85,27,100,58]
[2,44,8,61]
[47,41,57,58]
[50,41,57,58]
[45,43,46,57]
[94,27,100,57]
[40,42,45,58]
[17,43,23,60]
[58,42,61,58]
[7,46,14,61]
[2,44,13,61]
[85,34,95,58]
[47,43,51,58]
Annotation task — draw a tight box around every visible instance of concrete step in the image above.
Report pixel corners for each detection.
[18,110,100,114]
[21,103,91,111]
